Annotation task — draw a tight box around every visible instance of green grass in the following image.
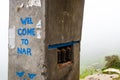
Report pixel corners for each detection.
[80,70,90,79]
[80,67,101,79]
[80,69,96,79]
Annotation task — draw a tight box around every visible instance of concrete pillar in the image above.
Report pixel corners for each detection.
[9,0,84,80]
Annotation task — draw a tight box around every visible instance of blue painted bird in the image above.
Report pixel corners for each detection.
[28,73,37,79]
[16,71,25,78]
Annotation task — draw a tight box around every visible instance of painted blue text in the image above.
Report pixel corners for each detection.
[17,28,35,36]
[21,39,29,45]
[17,48,32,56]
[20,17,33,25]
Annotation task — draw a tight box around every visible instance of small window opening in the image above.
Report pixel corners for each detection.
[57,45,73,64]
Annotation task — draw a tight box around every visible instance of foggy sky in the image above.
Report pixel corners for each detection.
[81,0,120,70]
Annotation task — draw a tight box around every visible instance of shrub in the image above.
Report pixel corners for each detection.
[104,55,120,69]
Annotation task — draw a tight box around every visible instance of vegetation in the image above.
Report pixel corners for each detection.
[80,55,120,79]
[104,55,120,69]
[80,69,93,79]
[80,66,98,79]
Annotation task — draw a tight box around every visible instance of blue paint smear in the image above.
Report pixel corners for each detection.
[23,78,27,80]
[48,41,80,49]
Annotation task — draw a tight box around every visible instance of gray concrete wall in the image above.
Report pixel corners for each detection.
[9,0,46,80]
[46,43,80,80]
[45,0,84,80]
[9,0,84,80]
[46,0,84,45]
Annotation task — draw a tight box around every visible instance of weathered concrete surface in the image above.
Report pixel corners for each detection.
[9,0,46,80]
[45,0,84,80]
[46,43,80,80]
[9,0,84,80]
[46,0,84,45]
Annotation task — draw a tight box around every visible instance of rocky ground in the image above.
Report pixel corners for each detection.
[80,74,119,80]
